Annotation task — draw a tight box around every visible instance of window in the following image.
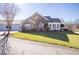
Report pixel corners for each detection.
[57,24,59,29]
[38,22,44,29]
[53,24,56,29]
[50,24,51,27]
[36,16,38,19]
[48,24,51,28]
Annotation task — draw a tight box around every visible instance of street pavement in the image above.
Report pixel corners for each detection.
[8,37,79,55]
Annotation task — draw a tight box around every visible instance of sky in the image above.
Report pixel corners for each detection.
[2,3,79,22]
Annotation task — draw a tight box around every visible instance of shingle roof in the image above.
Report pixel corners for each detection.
[0,20,23,24]
[45,16,61,22]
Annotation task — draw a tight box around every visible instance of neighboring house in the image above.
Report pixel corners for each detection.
[0,20,23,31]
[22,12,63,32]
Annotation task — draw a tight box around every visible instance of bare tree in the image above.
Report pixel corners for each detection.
[74,19,79,29]
[0,3,19,35]
[65,20,74,31]
[0,3,19,55]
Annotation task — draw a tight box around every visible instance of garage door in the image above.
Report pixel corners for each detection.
[24,24,32,30]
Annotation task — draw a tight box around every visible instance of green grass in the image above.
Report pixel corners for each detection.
[12,31,79,49]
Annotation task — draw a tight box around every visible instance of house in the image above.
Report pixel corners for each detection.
[0,12,64,32]
[0,20,23,31]
[22,12,63,32]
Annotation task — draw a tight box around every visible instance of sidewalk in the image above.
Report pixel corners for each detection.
[75,32,79,34]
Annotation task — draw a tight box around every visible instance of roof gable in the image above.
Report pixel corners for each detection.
[24,12,48,23]
[30,12,49,21]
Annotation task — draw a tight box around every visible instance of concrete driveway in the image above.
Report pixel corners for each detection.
[7,37,79,55]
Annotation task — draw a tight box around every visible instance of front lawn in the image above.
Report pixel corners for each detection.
[12,31,79,48]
